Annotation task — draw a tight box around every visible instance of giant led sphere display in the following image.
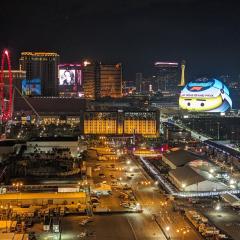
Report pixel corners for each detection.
[179,78,232,112]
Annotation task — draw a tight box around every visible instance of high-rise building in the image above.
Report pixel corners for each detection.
[100,64,122,98]
[83,62,122,99]
[19,52,60,96]
[83,62,100,99]
[154,61,181,92]
[136,73,143,93]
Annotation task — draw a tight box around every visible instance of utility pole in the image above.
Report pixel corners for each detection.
[217,122,220,140]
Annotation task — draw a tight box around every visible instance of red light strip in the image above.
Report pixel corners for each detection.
[0,49,13,121]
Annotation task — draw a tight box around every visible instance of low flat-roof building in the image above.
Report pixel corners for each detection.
[0,192,86,206]
[27,136,87,156]
[0,233,28,240]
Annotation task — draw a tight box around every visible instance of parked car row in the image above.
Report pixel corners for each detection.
[185,210,231,240]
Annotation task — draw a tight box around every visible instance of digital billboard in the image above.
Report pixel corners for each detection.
[179,78,232,112]
[22,79,41,96]
[58,64,82,93]
[59,69,76,85]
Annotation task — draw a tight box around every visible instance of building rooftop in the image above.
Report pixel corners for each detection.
[163,149,199,168]
[0,192,86,200]
[21,52,59,57]
[0,139,24,147]
[29,136,78,142]
[169,165,206,187]
[14,96,86,115]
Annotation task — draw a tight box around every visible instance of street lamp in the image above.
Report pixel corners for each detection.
[165,226,171,239]
[230,179,236,185]
[210,168,214,174]
[135,202,141,212]
[217,122,220,140]
[215,204,221,211]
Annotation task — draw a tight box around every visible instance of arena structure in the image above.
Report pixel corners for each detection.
[179,78,232,112]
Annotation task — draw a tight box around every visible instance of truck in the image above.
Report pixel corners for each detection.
[53,217,60,233]
[203,227,220,237]
[43,216,51,231]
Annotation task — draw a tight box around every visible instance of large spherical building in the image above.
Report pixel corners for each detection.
[179,78,232,112]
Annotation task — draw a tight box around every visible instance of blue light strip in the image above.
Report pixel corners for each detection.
[139,156,175,194]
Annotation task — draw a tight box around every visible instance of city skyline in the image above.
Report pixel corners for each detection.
[1,0,240,80]
[1,1,240,239]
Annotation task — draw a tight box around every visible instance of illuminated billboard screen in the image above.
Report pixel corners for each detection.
[179,78,232,112]
[58,64,82,92]
[22,79,41,96]
[59,69,76,85]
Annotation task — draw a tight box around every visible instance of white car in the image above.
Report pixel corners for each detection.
[94,167,101,171]
[80,218,92,226]
[77,232,87,238]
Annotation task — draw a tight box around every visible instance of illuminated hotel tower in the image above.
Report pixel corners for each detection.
[19,52,60,96]
[179,60,186,86]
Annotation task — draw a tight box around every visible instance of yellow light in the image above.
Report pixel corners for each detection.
[179,95,223,112]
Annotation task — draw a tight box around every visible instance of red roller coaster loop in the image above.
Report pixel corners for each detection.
[0,49,13,122]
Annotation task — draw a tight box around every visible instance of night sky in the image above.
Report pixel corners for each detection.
[1,0,240,81]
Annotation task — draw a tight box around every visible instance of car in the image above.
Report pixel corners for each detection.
[99,173,105,177]
[91,198,100,204]
[92,202,100,207]
[120,202,130,208]
[26,219,33,227]
[80,218,93,226]
[91,196,100,201]
[91,194,100,199]
[77,232,87,237]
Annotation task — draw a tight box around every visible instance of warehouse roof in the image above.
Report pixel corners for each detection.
[163,149,199,168]
[169,165,206,187]
[0,192,86,200]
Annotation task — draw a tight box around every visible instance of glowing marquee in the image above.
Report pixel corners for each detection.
[179,78,232,112]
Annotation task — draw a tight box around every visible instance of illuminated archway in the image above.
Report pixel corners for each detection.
[0,49,13,121]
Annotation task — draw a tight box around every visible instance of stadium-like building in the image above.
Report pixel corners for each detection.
[179,78,232,112]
